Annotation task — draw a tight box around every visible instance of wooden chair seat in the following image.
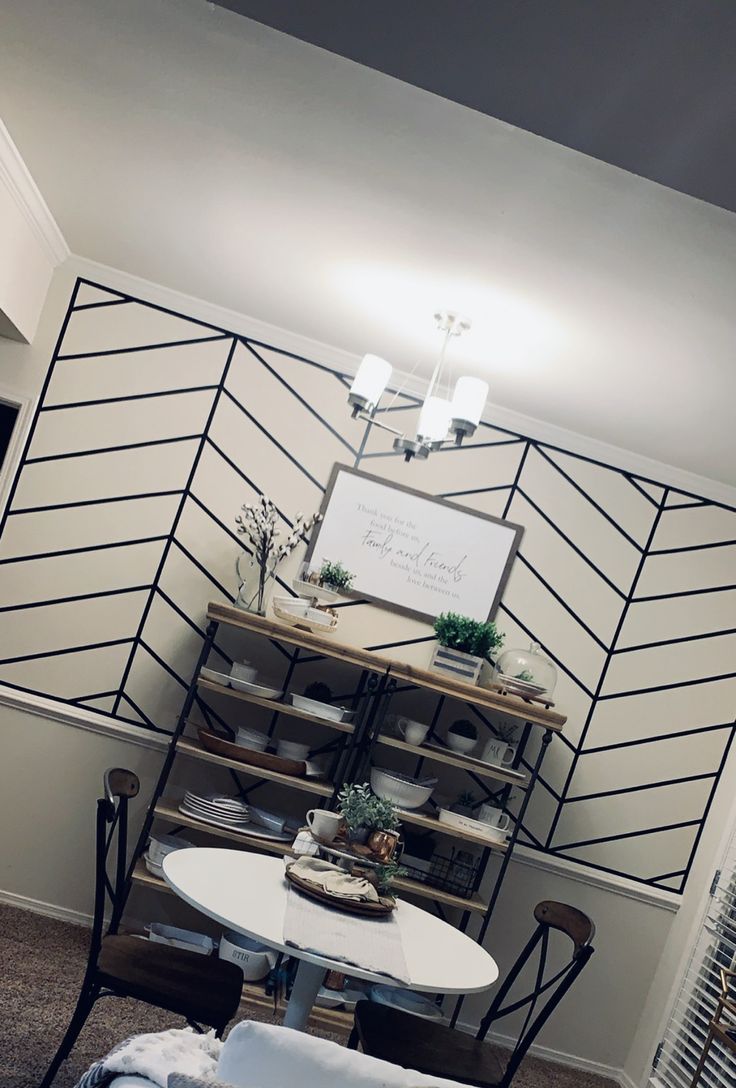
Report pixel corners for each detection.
[98,935,243,1027]
[353,1001,505,1087]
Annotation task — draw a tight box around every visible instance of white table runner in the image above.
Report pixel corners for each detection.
[283,886,410,984]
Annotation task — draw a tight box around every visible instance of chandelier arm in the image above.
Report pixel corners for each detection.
[355,411,405,438]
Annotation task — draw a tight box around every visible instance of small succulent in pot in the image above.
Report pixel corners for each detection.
[303,681,333,704]
[446,718,479,756]
[433,612,505,659]
[318,559,355,593]
[337,782,400,844]
[451,790,479,818]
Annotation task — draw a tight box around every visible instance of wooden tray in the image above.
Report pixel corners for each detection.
[285,868,396,916]
[197,729,307,777]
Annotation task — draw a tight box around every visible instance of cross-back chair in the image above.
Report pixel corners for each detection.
[40,768,243,1087]
[349,900,595,1088]
[690,966,736,1087]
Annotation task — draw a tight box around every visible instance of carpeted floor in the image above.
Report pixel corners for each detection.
[0,904,618,1088]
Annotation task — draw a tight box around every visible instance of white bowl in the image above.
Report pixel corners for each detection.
[370,767,435,810]
[277,739,310,761]
[446,732,478,755]
[148,833,193,865]
[291,694,345,722]
[235,727,268,752]
[219,930,273,980]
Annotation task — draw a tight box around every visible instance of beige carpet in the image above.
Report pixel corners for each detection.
[0,903,617,1088]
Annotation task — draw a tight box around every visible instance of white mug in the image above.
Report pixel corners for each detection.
[306,809,343,842]
[398,717,430,746]
[478,805,511,831]
[481,738,515,767]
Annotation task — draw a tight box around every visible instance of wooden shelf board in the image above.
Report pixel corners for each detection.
[146,808,486,914]
[154,801,298,857]
[387,660,565,731]
[132,859,172,893]
[177,737,334,797]
[208,601,565,731]
[207,602,392,673]
[396,807,510,851]
[197,678,355,734]
[375,734,527,787]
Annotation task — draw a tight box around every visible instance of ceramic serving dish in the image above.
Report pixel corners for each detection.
[437,807,509,843]
[291,694,348,722]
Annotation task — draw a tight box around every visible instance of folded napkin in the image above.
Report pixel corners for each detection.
[286,856,379,902]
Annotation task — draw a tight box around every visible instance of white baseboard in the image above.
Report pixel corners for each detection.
[457,1017,626,1085]
[0,884,92,928]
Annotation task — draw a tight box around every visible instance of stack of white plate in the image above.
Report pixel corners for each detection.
[179,791,251,827]
[178,791,294,841]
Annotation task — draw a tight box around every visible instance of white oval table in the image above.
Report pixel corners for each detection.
[163,848,498,1030]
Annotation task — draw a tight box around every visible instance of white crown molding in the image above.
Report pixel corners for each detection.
[0,119,70,265]
[69,256,736,508]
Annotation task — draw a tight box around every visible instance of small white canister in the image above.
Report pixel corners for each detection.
[219,930,275,981]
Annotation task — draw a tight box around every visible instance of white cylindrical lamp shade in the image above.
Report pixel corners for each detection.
[349,354,392,410]
[417,395,452,442]
[452,377,489,428]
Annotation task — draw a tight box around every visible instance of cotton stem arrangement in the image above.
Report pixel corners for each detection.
[235,495,321,613]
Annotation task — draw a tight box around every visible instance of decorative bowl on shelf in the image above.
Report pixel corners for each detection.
[495,642,557,695]
[370,766,436,810]
[291,693,348,722]
[272,595,339,634]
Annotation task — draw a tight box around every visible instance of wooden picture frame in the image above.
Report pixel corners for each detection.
[303,464,524,624]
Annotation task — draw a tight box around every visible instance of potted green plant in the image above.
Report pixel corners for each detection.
[450,790,479,819]
[374,859,408,895]
[446,718,478,755]
[318,559,355,594]
[337,782,400,845]
[430,611,505,685]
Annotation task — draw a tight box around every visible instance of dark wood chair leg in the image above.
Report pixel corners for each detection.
[689,1026,715,1088]
[347,1025,360,1050]
[39,985,98,1088]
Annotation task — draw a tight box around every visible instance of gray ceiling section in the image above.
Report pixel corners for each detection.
[215,0,736,215]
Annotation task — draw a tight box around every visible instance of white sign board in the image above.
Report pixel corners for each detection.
[305,466,523,623]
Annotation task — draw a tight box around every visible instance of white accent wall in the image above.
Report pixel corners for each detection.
[0,259,734,1083]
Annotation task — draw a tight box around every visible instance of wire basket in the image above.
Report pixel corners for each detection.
[401,848,480,900]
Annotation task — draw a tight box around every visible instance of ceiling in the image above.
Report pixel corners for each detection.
[0,0,734,486]
[218,0,736,217]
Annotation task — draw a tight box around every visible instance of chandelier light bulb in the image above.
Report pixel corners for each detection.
[348,354,392,415]
[417,395,453,443]
[452,376,489,428]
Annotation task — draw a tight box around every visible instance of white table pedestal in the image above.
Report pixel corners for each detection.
[283,960,327,1030]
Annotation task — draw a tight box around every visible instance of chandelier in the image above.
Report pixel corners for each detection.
[347,311,488,461]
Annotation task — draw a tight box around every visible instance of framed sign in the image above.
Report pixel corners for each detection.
[304,465,524,623]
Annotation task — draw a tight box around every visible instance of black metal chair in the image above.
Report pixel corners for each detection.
[349,900,595,1088]
[40,768,243,1087]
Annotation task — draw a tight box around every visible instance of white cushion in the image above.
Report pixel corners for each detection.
[108,1078,159,1088]
[217,1020,465,1088]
